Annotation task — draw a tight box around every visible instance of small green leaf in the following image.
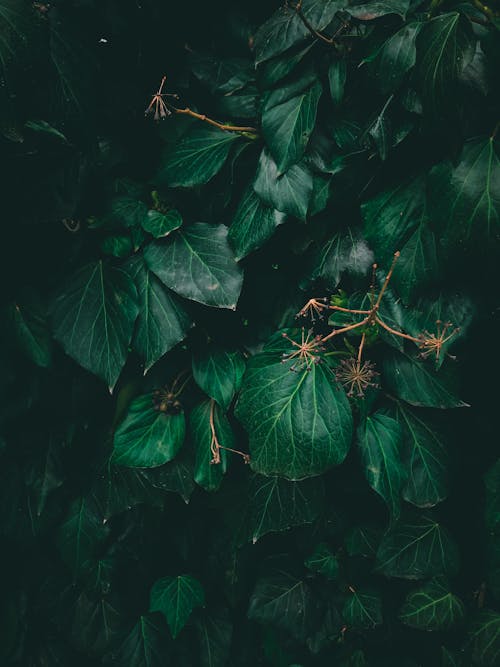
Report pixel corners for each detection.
[328,59,346,106]
[345,525,382,559]
[156,125,240,188]
[112,395,185,468]
[71,592,124,654]
[109,614,170,667]
[485,459,500,533]
[110,195,148,228]
[192,345,245,409]
[469,610,500,666]
[142,209,182,238]
[100,235,133,258]
[246,474,324,543]
[376,515,460,579]
[190,400,232,492]
[144,223,243,309]
[57,496,109,574]
[228,185,286,260]
[195,608,233,667]
[149,575,205,639]
[342,588,383,629]
[393,223,439,304]
[10,294,52,368]
[364,95,394,161]
[51,261,139,391]
[305,543,339,579]
[358,412,406,519]
[253,149,313,221]
[399,579,465,631]
[365,23,421,95]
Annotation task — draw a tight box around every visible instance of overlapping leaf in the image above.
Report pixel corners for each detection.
[399,579,465,631]
[149,575,205,639]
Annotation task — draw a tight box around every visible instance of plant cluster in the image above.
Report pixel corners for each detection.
[1,1,500,666]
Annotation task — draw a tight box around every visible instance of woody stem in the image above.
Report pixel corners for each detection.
[321,317,370,342]
[374,251,400,308]
[172,107,258,134]
[375,317,421,344]
[357,333,366,363]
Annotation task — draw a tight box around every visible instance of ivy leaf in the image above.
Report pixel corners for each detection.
[347,1,410,20]
[51,261,139,391]
[364,95,394,161]
[358,412,406,519]
[441,647,462,667]
[382,350,468,409]
[142,209,182,238]
[328,59,346,106]
[345,525,382,559]
[144,223,243,309]
[391,404,449,509]
[149,575,205,639]
[195,608,233,667]
[253,149,313,221]
[469,610,500,666]
[399,579,465,631]
[428,137,500,243]
[308,229,374,289]
[9,293,52,368]
[110,195,148,228]
[342,589,383,630]
[127,256,192,373]
[305,543,339,579]
[392,223,439,304]
[107,614,170,667]
[375,515,460,579]
[228,185,286,260]
[71,592,124,654]
[235,353,352,480]
[112,395,186,468]
[416,13,472,118]
[190,400,232,492]
[262,79,322,173]
[156,125,240,188]
[246,474,324,543]
[192,345,246,409]
[141,456,195,505]
[248,571,317,640]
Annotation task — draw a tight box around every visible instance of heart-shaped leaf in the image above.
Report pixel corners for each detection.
[399,579,465,631]
[149,575,205,638]
[192,345,245,409]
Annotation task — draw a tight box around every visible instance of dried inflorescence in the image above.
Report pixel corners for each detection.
[281,329,325,372]
[335,357,379,397]
[152,387,182,415]
[417,320,460,363]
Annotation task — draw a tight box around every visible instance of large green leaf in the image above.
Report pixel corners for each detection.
[365,22,421,95]
[112,395,186,468]
[416,13,472,117]
[57,496,109,574]
[149,575,205,639]
[71,592,124,654]
[127,256,192,373]
[305,543,339,579]
[142,209,183,238]
[346,1,410,20]
[375,515,460,579]
[399,579,465,631]
[107,614,170,667]
[195,609,233,667]
[358,412,406,519]
[51,261,139,391]
[328,59,346,105]
[307,229,374,289]
[428,137,500,243]
[392,223,439,304]
[192,345,245,409]
[190,400,232,492]
[382,350,468,409]
[9,293,52,368]
[248,571,317,640]
[469,610,500,666]
[228,185,286,260]
[156,125,240,188]
[262,79,322,173]
[144,223,243,309]
[342,588,383,629]
[235,352,352,480]
[253,149,313,221]
[246,474,324,543]
[391,404,449,508]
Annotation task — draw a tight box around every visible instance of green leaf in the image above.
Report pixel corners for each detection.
[71,592,124,654]
[345,525,382,559]
[392,223,439,304]
[469,610,500,666]
[382,350,468,409]
[428,137,500,243]
[441,647,462,667]
[51,261,139,391]
[262,79,322,173]
[248,571,316,640]
[9,294,52,368]
[92,465,164,521]
[365,95,393,161]
[195,608,233,667]
[246,474,324,543]
[149,575,205,639]
[347,1,410,20]
[416,13,472,118]
[142,209,183,238]
[112,395,186,468]
[308,229,374,289]
[391,404,449,508]
[259,42,315,89]
[156,125,240,188]
[328,59,346,106]
[342,588,383,629]
[254,0,344,65]
[108,614,170,667]
[358,412,406,519]
[190,400,232,492]
[365,23,421,95]
[192,345,245,409]
[144,223,243,309]
[126,256,192,373]
[361,176,425,264]
[110,195,148,228]
[228,185,286,260]
[305,543,339,579]
[399,579,465,631]
[142,456,195,504]
[376,515,460,579]
[235,352,352,480]
[57,496,109,574]
[253,149,313,221]
[101,235,133,258]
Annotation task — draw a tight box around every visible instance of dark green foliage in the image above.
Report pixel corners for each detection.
[2,1,500,665]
